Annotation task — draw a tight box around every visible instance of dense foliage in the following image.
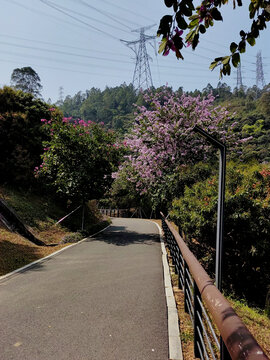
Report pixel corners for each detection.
[158,0,270,76]
[170,162,270,307]
[59,82,270,162]
[191,83,270,161]
[60,83,139,133]
[36,111,121,203]
[0,86,51,186]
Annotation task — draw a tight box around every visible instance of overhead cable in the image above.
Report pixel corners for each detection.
[40,0,119,41]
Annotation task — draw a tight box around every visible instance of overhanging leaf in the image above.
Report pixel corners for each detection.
[230,42,238,53]
[211,7,223,21]
[232,52,240,67]
[176,13,188,29]
[222,56,231,65]
[164,0,175,7]
[158,38,168,54]
[247,35,256,46]
[209,60,219,70]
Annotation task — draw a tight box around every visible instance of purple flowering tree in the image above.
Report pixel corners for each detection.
[115,87,242,209]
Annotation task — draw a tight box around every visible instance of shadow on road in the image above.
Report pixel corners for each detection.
[0,240,47,276]
[87,225,160,246]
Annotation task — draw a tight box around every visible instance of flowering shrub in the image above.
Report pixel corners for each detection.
[36,110,121,202]
[170,161,270,307]
[116,87,242,209]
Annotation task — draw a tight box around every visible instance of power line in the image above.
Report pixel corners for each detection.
[99,0,153,23]
[0,58,132,78]
[0,51,221,80]
[0,38,218,74]
[0,34,128,57]
[0,41,133,64]
[76,0,133,30]
[0,49,135,71]
[0,33,213,68]
[40,0,119,41]
[40,1,129,34]
[205,39,256,59]
[3,0,91,33]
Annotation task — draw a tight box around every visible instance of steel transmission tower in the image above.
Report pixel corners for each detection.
[256,51,265,88]
[121,25,156,90]
[236,63,243,89]
[58,86,64,104]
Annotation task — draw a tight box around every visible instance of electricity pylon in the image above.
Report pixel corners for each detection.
[256,51,265,89]
[121,24,156,90]
[58,86,64,104]
[236,63,243,89]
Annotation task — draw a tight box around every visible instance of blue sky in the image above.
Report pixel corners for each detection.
[0,0,269,102]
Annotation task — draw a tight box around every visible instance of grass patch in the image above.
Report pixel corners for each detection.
[228,297,270,356]
[0,186,109,276]
[0,227,69,276]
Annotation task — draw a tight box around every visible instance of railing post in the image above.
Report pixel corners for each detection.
[174,247,179,275]
[221,338,231,360]
[194,282,203,359]
[178,254,184,290]
[184,260,189,314]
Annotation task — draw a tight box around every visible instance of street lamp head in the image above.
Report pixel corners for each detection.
[193,125,226,150]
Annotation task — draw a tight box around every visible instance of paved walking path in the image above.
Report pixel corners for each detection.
[0,218,169,360]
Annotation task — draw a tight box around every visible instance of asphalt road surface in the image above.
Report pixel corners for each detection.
[0,218,168,360]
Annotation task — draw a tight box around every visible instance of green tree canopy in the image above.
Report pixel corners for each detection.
[0,86,51,186]
[10,67,42,97]
[36,113,122,203]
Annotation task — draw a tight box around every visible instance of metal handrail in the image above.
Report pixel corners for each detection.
[161,212,268,360]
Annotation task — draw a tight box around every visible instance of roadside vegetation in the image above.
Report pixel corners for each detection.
[0,186,109,276]
[0,77,269,356]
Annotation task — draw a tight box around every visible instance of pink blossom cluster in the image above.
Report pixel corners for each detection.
[41,116,97,129]
[117,87,240,195]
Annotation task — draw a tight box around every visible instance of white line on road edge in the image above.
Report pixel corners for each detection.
[150,221,183,360]
[0,223,112,283]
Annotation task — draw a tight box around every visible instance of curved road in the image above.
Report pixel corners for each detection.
[0,218,168,360]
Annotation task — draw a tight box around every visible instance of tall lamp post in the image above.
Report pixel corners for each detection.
[193,125,226,291]
[193,125,229,360]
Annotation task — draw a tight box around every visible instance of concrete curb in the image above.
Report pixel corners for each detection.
[0,223,112,283]
[150,221,183,360]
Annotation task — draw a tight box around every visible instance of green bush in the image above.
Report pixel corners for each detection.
[61,232,83,244]
[0,86,51,186]
[170,161,270,308]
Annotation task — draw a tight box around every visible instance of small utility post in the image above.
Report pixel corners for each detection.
[193,125,229,360]
[81,200,85,231]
